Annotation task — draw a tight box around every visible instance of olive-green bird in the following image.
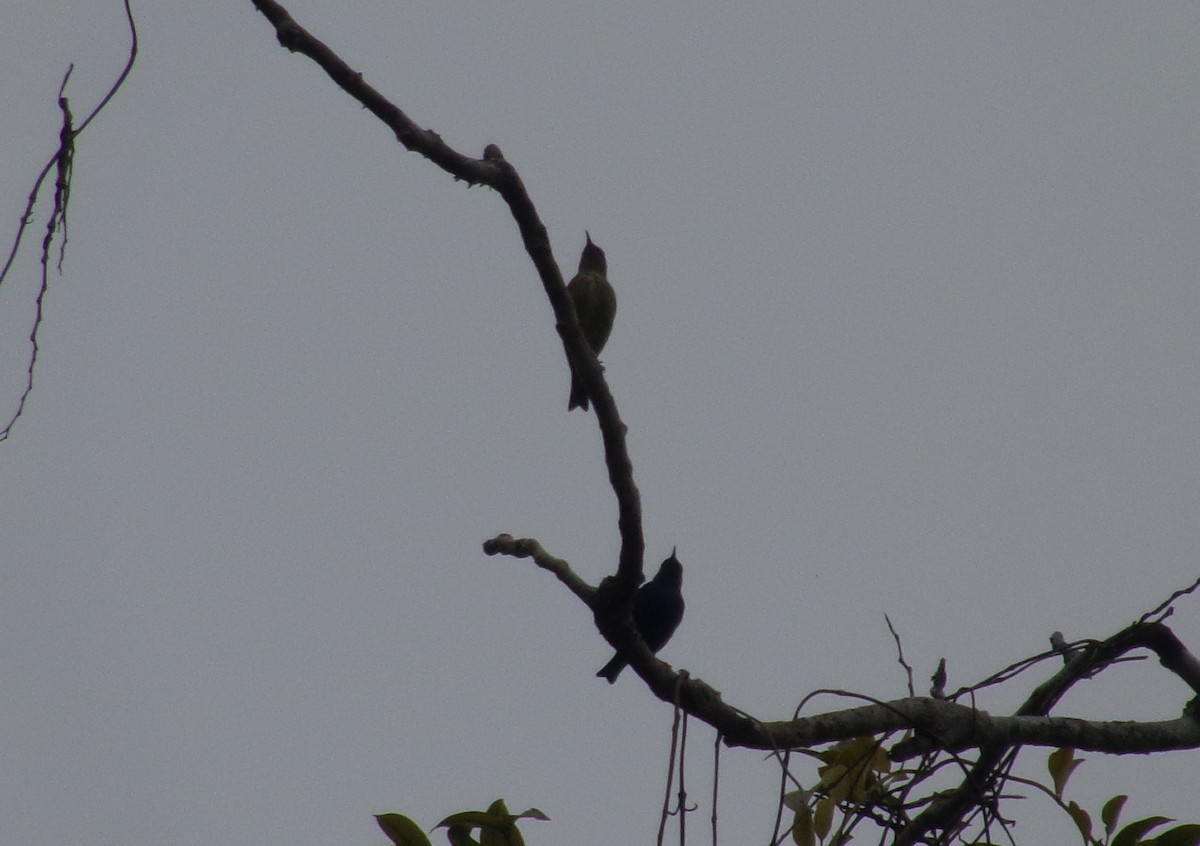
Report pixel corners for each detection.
[566,232,617,411]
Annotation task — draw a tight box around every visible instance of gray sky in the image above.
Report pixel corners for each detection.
[3,2,1200,844]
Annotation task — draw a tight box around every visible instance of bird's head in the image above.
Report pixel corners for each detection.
[655,548,683,585]
[579,231,607,274]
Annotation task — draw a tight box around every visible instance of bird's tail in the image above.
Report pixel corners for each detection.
[595,655,625,684]
[568,361,589,411]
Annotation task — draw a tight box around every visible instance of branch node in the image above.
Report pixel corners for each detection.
[482,534,597,608]
[276,19,302,51]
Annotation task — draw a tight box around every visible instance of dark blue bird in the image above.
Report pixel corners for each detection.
[596,549,685,683]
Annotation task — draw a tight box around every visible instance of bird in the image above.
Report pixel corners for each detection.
[566,232,617,411]
[596,549,685,683]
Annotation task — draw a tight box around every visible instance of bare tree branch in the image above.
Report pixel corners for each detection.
[249,0,1200,758]
[0,0,138,442]
[482,534,596,609]
[241,4,1200,841]
[894,618,1200,844]
[249,1,649,644]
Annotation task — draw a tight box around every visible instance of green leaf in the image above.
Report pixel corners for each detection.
[516,808,550,822]
[376,814,434,846]
[445,824,479,846]
[814,796,835,841]
[501,824,524,846]
[1102,795,1128,837]
[782,789,809,813]
[791,808,815,846]
[1066,800,1092,842]
[1111,815,1173,846]
[479,820,505,846]
[436,812,507,830]
[866,743,891,776]
[819,764,852,803]
[1152,823,1200,846]
[1047,747,1083,798]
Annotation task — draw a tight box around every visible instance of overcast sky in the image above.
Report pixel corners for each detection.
[3,3,1200,845]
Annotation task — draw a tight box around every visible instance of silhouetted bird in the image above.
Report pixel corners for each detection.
[596,549,685,683]
[566,232,617,412]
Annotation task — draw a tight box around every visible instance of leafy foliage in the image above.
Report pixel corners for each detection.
[1044,748,1200,846]
[377,800,548,846]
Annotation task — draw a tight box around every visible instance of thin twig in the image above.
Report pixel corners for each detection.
[0,0,138,441]
[659,680,686,846]
[885,614,915,698]
[711,733,720,846]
